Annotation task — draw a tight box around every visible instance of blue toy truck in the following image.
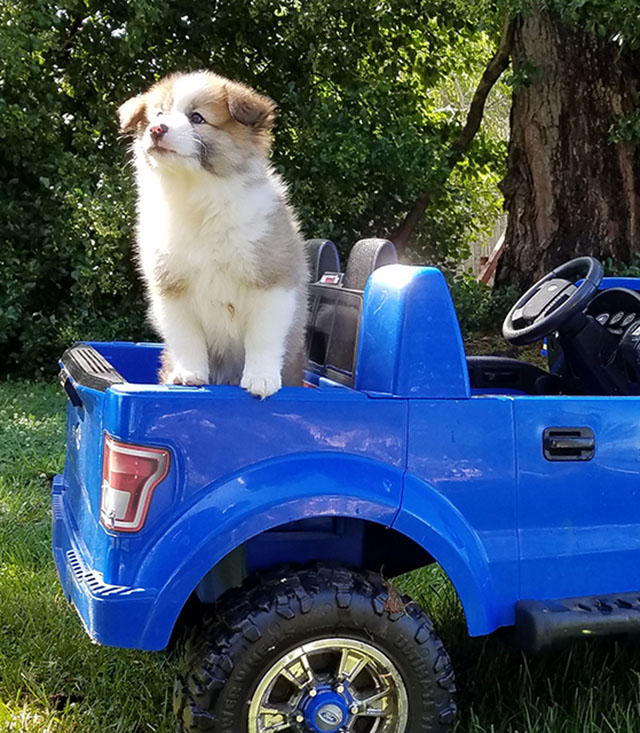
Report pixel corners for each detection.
[53,238,640,733]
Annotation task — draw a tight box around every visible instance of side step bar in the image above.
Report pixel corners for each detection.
[515,592,640,653]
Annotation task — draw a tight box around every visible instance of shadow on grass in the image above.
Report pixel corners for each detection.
[0,543,177,732]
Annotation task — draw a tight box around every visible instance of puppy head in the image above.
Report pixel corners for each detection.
[118,71,276,175]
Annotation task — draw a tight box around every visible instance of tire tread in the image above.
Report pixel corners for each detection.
[174,565,456,732]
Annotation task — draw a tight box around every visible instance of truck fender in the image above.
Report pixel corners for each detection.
[136,452,403,650]
[393,472,504,637]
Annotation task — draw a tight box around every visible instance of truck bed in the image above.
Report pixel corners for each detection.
[54,339,408,648]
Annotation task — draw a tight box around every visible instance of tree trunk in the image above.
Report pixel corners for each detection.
[495,8,640,291]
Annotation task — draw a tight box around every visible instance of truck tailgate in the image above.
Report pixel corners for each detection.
[57,344,125,573]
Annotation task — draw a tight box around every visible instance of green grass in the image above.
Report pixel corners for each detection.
[2,379,640,732]
[0,382,174,732]
[399,568,640,733]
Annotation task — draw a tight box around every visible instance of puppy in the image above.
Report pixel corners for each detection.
[118,71,308,397]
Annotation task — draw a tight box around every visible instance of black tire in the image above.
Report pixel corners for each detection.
[174,565,456,732]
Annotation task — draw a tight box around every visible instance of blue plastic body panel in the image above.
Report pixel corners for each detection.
[53,382,407,649]
[588,277,640,291]
[356,266,470,398]
[52,265,640,650]
[516,396,640,599]
[400,397,518,633]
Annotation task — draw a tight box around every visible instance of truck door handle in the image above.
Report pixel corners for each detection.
[543,427,595,461]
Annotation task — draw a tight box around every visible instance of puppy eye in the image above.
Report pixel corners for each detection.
[190,112,205,125]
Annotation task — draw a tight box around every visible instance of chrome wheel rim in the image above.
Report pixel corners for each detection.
[248,637,408,733]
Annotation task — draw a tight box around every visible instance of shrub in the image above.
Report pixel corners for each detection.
[447,269,518,335]
[604,254,640,279]
[0,0,506,376]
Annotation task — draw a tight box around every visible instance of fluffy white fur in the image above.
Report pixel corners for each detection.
[137,165,295,394]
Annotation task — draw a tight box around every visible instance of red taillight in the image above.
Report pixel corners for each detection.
[100,435,170,532]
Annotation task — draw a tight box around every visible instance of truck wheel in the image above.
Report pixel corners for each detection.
[174,566,456,732]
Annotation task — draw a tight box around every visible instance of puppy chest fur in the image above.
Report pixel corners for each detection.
[120,70,308,397]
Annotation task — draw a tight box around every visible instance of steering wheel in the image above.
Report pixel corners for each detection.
[503,256,603,345]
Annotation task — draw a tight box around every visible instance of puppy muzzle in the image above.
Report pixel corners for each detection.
[149,123,168,141]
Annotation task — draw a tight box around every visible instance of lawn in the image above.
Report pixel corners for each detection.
[1,379,640,732]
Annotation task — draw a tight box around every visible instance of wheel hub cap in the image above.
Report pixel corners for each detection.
[316,704,342,729]
[303,688,349,732]
[248,637,408,732]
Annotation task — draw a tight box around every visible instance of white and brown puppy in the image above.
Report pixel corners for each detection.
[118,71,308,397]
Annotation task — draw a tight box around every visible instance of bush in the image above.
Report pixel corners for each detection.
[447,269,518,335]
[604,254,640,278]
[0,0,507,376]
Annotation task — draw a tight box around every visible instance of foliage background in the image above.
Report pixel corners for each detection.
[0,0,510,376]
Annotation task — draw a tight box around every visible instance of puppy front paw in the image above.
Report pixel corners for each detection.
[241,370,282,399]
[165,368,208,386]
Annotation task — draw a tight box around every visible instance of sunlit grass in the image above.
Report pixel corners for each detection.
[0,382,174,732]
[1,379,639,732]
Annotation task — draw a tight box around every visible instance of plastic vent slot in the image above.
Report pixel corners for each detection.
[65,549,145,598]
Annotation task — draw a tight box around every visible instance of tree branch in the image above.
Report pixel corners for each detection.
[392,14,516,249]
[54,14,87,66]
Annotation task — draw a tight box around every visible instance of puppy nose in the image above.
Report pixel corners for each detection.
[150,123,168,140]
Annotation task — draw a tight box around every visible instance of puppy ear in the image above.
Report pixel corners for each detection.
[118,94,148,133]
[225,84,276,132]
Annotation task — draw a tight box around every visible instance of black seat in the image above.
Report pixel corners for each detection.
[467,356,565,395]
[343,238,398,290]
[307,239,398,385]
[306,244,561,394]
[306,239,341,283]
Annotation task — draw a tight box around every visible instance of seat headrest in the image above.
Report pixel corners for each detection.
[306,239,341,282]
[343,238,398,291]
